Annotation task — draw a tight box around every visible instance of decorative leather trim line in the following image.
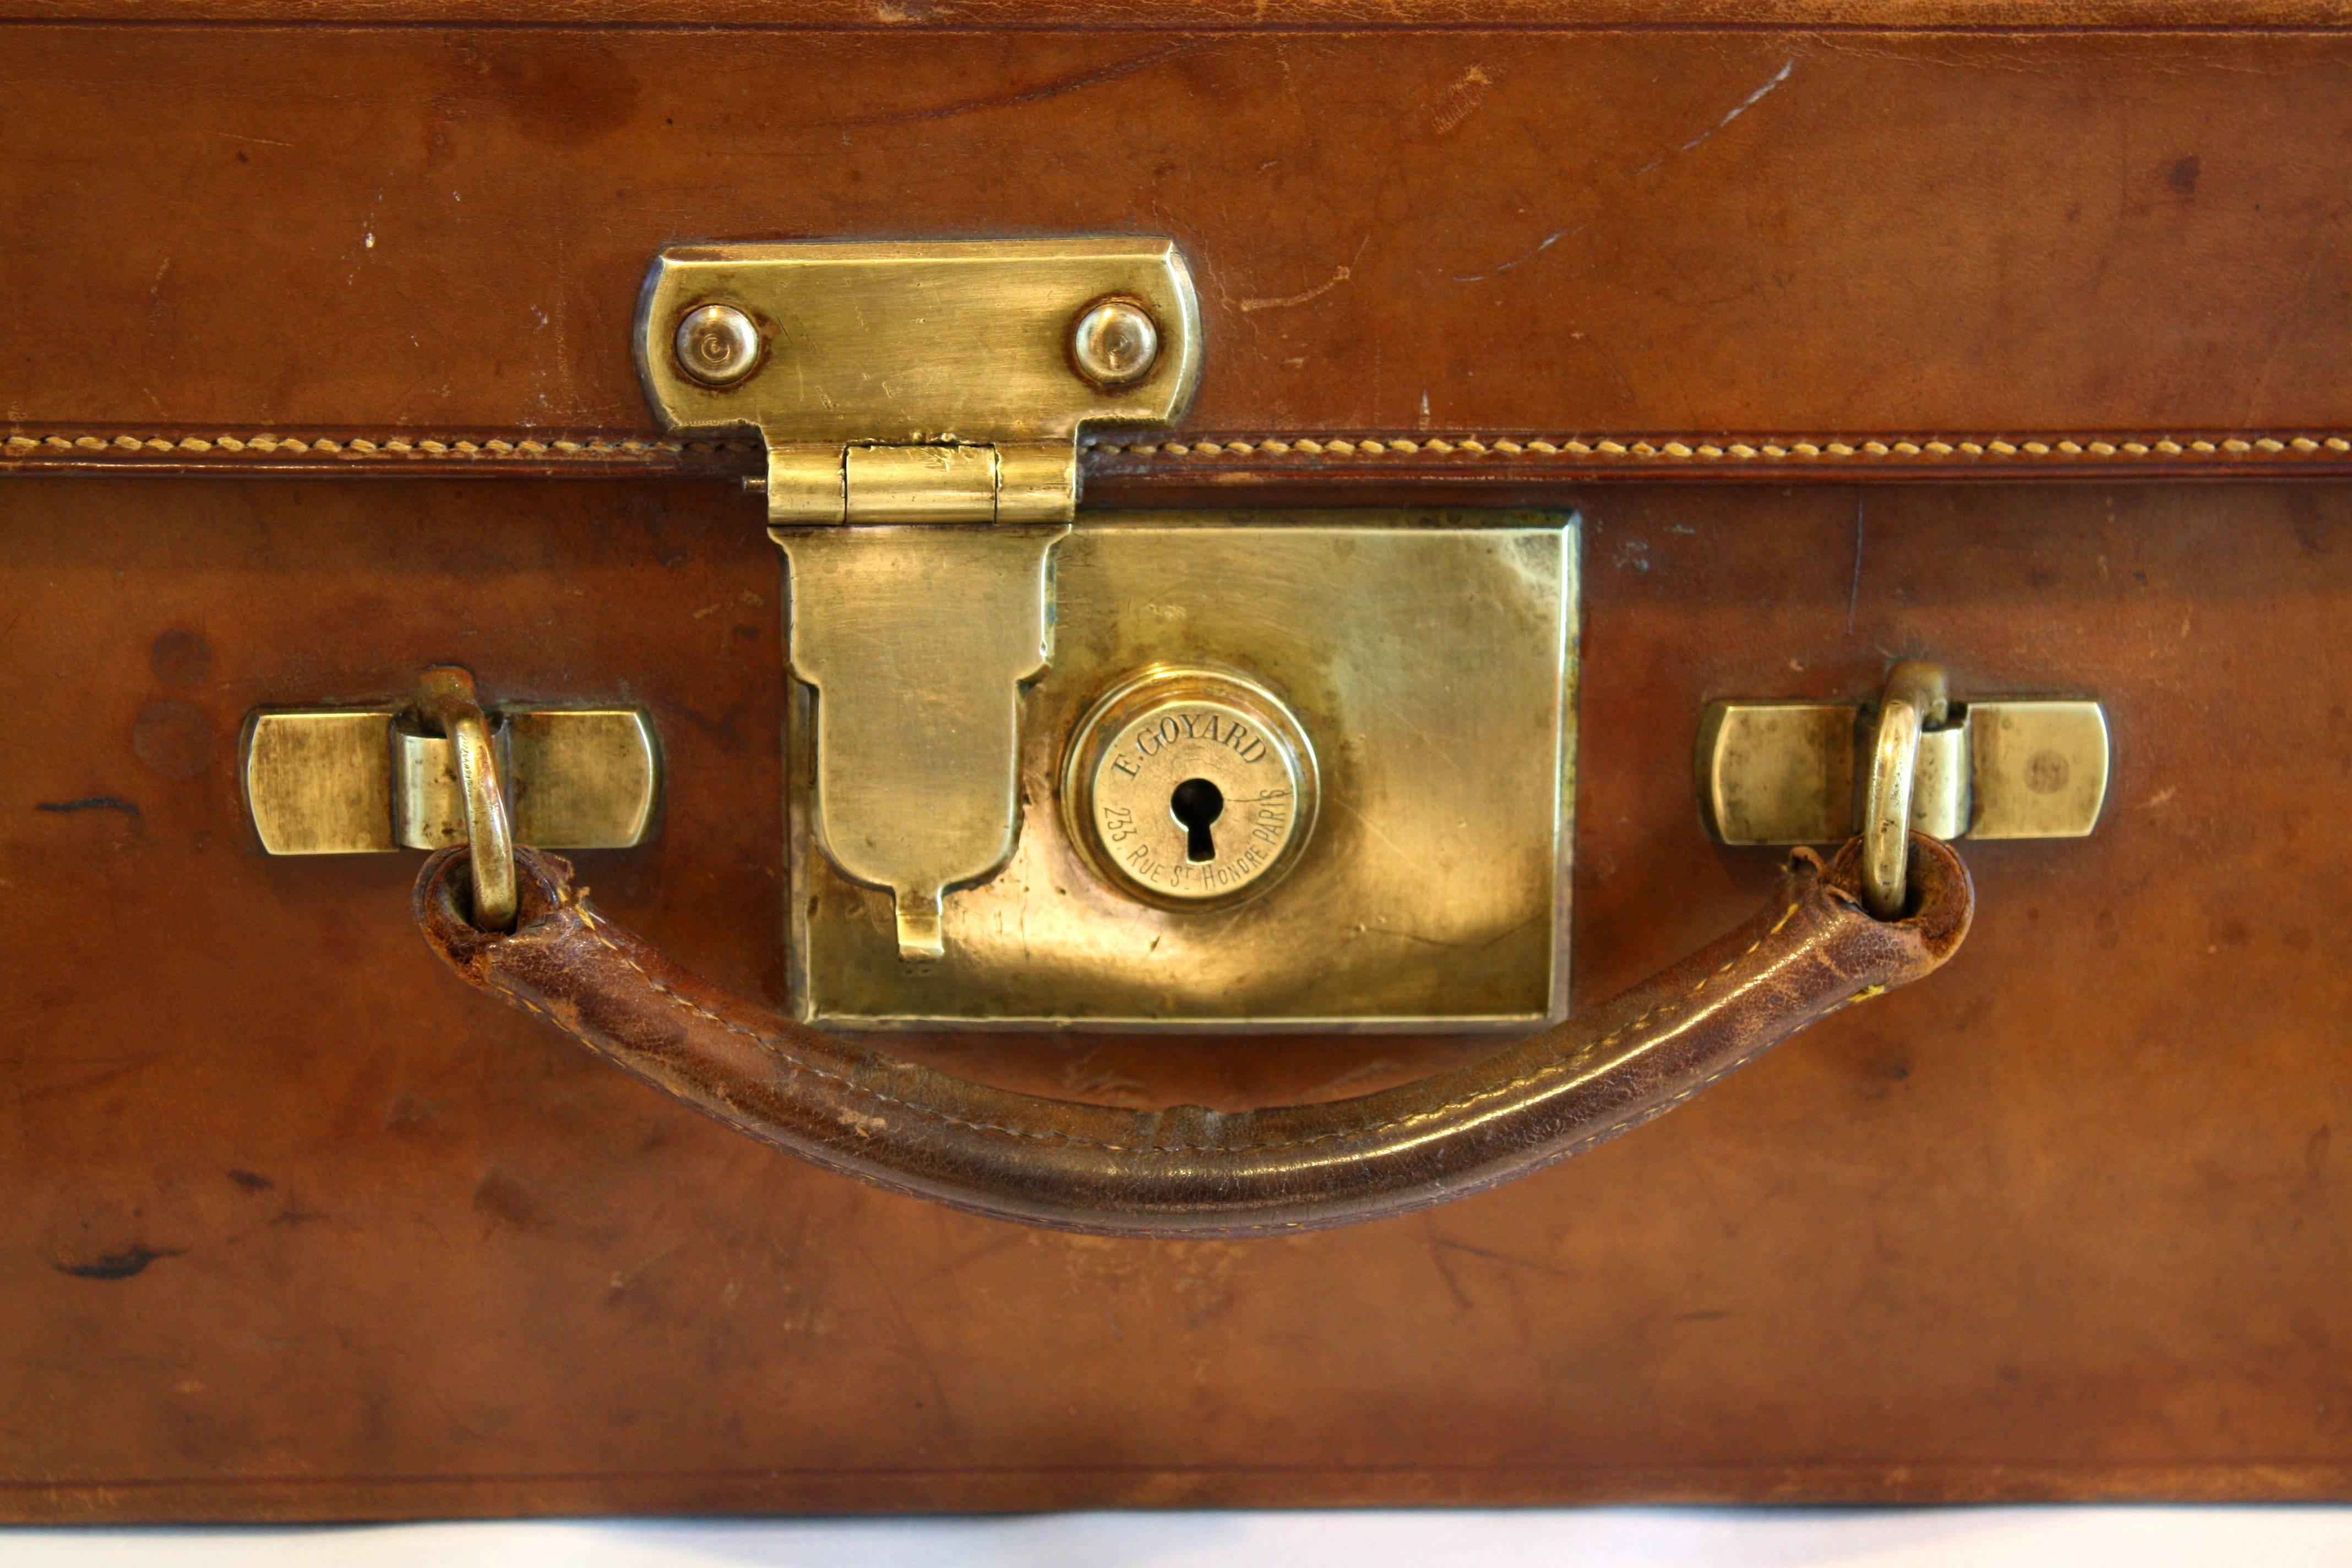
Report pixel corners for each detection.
[8,427,2352,476]
[0,431,755,461]
[1088,432,2352,464]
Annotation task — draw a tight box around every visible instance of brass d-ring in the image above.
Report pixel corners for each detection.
[1862,661,1950,920]
[417,667,517,932]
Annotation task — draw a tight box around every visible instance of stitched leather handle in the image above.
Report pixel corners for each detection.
[415,838,1972,1237]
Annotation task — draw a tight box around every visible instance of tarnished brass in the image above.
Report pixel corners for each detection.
[1967,700,2113,839]
[416,667,517,931]
[504,710,660,850]
[1700,685,2109,848]
[244,701,658,858]
[391,721,493,851]
[1068,298,1161,388]
[790,511,1579,1032]
[672,302,761,388]
[1862,661,1951,918]
[776,525,1064,960]
[635,238,1201,527]
[1911,724,1973,842]
[241,708,400,856]
[841,443,998,526]
[1062,666,1319,908]
[638,238,1202,963]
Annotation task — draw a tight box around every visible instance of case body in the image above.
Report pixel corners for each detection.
[4,2,2352,1518]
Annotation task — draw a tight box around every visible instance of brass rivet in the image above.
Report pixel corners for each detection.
[1069,300,1160,388]
[674,303,762,388]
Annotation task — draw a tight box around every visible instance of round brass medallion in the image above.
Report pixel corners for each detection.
[1063,667,1318,908]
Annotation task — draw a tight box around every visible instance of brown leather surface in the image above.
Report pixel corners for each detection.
[414,839,1972,1237]
[10,21,2352,475]
[5,0,2352,1521]
[2,473,2349,1515]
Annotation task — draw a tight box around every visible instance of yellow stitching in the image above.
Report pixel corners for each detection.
[0,432,756,459]
[489,896,1828,1157]
[4,430,2344,465]
[1084,433,2347,462]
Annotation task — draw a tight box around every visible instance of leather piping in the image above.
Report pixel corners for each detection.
[415,836,1973,1237]
[8,427,2350,480]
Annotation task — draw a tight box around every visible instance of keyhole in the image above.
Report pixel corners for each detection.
[1169,777,1224,863]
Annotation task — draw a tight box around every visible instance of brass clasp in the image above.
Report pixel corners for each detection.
[634,238,1202,960]
[1698,668,2110,864]
[241,680,659,873]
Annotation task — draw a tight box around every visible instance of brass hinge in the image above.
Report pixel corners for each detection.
[634,238,1201,527]
[634,238,1201,959]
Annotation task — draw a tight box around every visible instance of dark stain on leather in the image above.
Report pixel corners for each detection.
[35,796,140,818]
[813,38,1215,131]
[271,1194,332,1228]
[383,1093,447,1140]
[130,700,215,780]
[148,629,213,688]
[2290,494,2338,556]
[454,37,640,147]
[55,1245,182,1282]
[226,1169,274,1192]
[473,1169,541,1229]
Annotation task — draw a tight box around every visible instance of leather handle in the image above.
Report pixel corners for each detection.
[415,837,1972,1237]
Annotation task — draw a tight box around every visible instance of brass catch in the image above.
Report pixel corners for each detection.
[242,688,658,858]
[1698,674,2109,848]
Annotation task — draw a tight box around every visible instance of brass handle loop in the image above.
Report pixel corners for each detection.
[417,667,517,933]
[1862,660,1952,919]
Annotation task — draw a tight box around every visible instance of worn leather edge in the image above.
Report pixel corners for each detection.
[8,1460,2352,1522]
[9,1,2352,28]
[8,427,2351,482]
[12,1460,2352,1522]
[413,837,1971,1237]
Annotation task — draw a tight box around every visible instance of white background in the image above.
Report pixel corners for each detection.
[6,1510,2352,1566]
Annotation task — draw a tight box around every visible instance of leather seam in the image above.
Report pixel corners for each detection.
[0,433,750,459]
[484,900,1815,1158]
[6,429,2349,465]
[1091,434,2352,462]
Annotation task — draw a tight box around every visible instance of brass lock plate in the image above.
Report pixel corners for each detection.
[790,510,1579,1031]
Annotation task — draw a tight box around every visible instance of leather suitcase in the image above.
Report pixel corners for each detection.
[4,0,2349,1521]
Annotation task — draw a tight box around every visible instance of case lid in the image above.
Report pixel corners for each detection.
[6,3,2351,484]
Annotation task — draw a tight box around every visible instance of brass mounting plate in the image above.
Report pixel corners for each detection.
[636,238,1202,527]
[243,707,659,856]
[1698,696,2109,845]
[636,238,1200,446]
[788,511,1580,1032]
